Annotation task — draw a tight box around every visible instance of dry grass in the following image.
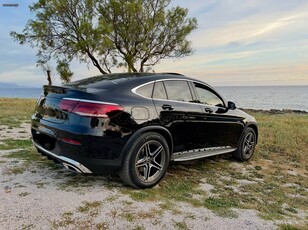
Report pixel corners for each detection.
[0,98,36,127]
[252,111,308,166]
[1,98,307,227]
[123,111,308,222]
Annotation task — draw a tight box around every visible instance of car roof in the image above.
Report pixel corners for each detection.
[65,72,195,89]
[64,72,227,104]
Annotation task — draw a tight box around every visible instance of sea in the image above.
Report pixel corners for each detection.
[0,86,307,112]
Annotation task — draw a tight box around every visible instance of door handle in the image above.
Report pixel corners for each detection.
[204,107,213,113]
[162,104,174,111]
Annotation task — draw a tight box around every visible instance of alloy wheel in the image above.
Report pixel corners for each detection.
[135,140,166,183]
[243,132,255,156]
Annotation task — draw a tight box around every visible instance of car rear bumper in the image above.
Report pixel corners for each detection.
[31,122,126,174]
[33,140,92,173]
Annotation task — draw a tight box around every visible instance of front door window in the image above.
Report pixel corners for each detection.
[194,83,225,107]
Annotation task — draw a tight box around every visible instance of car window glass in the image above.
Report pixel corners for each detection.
[135,83,153,98]
[153,81,167,100]
[194,83,224,107]
[164,80,192,102]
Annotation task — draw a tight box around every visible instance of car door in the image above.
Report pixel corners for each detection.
[192,82,244,148]
[152,80,204,153]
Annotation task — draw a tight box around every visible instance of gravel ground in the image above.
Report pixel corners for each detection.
[0,124,280,230]
[0,123,31,141]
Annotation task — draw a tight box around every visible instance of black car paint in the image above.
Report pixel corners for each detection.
[31,73,257,174]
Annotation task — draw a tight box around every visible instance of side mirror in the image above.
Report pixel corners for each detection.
[227,101,236,110]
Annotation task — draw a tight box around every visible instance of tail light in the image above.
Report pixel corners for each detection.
[59,99,124,118]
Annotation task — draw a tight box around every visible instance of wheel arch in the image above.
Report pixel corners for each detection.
[120,125,173,159]
[247,123,258,144]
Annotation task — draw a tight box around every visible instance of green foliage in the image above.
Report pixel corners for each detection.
[98,0,198,72]
[77,201,102,213]
[279,224,303,230]
[10,0,197,83]
[203,197,238,209]
[56,60,74,83]
[0,140,32,150]
[10,0,111,81]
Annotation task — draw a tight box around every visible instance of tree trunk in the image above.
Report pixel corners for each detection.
[47,70,52,86]
[86,51,108,74]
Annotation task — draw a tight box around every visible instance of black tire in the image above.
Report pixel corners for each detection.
[233,127,256,161]
[119,132,170,189]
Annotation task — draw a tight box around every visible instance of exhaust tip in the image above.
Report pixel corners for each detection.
[62,163,82,173]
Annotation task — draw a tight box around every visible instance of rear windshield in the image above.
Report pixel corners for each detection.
[65,73,155,89]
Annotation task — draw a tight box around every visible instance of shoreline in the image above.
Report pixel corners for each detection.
[242,108,308,114]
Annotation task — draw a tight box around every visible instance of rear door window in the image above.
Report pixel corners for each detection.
[163,80,193,102]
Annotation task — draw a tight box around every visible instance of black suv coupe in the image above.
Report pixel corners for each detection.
[31,73,258,188]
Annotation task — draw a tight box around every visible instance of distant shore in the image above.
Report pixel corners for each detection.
[242,108,308,114]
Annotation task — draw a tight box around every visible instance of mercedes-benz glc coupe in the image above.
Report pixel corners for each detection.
[31,73,258,188]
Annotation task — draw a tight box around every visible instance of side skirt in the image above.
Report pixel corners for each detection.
[171,146,236,162]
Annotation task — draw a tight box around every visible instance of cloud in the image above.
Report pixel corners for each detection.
[0,64,43,86]
[1,0,308,86]
[0,61,98,87]
[155,1,308,85]
[191,9,308,50]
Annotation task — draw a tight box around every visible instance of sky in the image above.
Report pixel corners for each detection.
[0,0,308,87]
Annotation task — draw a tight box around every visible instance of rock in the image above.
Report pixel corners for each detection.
[4,185,11,193]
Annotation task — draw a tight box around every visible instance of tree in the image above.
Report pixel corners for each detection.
[10,0,112,81]
[37,61,73,84]
[11,0,197,81]
[99,0,197,72]
[38,62,53,85]
[56,61,74,83]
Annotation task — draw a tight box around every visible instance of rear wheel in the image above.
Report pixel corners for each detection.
[119,132,170,188]
[233,127,256,161]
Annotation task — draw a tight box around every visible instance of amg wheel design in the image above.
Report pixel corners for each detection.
[120,132,169,188]
[234,127,256,161]
[135,140,166,183]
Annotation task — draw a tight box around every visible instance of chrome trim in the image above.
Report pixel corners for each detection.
[131,78,227,107]
[154,78,191,83]
[132,79,199,105]
[131,81,154,100]
[171,146,236,161]
[63,98,119,106]
[152,97,200,105]
[131,79,193,100]
[32,140,92,174]
[62,163,82,173]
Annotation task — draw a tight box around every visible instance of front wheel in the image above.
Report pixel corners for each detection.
[119,132,170,188]
[233,127,256,161]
